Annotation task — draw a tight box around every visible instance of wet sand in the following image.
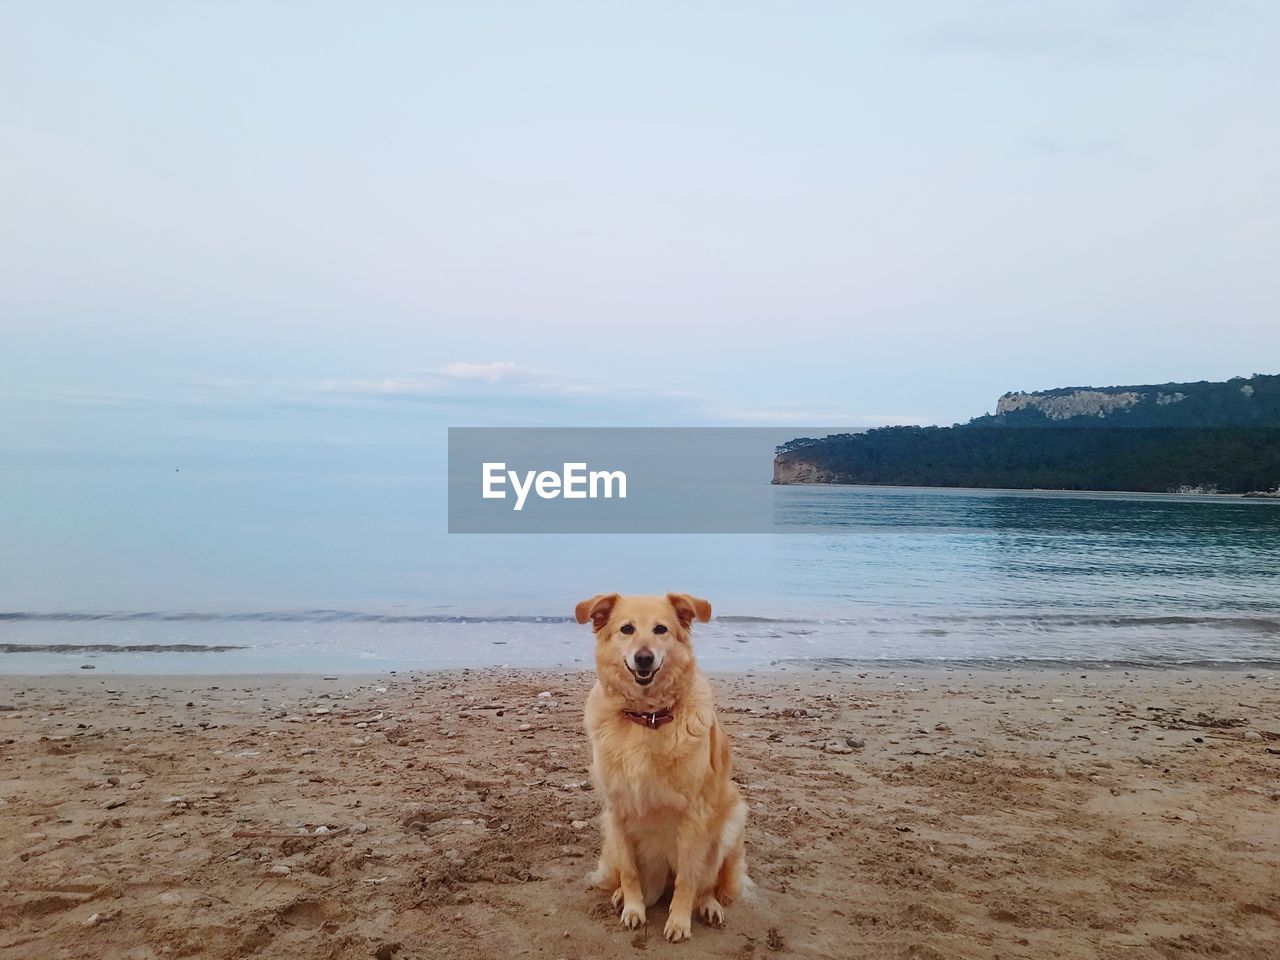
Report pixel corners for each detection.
[2,666,1278,959]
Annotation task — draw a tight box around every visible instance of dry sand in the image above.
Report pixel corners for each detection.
[2,666,1278,960]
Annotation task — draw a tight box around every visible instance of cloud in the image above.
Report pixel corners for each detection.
[435,362,524,384]
[317,361,692,404]
[699,404,932,427]
[317,362,581,400]
[6,362,938,430]
[210,363,934,427]
[921,0,1219,66]
[429,362,626,397]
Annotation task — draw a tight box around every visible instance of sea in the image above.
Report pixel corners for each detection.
[3,486,1279,674]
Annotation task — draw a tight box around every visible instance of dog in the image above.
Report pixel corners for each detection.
[576,592,748,942]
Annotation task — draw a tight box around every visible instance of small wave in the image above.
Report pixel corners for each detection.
[730,613,1280,633]
[0,610,578,625]
[2,611,1280,642]
[0,643,247,654]
[776,656,1280,670]
[2,610,1277,632]
[715,615,799,623]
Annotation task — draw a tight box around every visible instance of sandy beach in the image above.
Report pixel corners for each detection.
[2,666,1278,960]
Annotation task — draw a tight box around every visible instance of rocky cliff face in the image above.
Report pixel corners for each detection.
[994,387,1201,420]
[772,459,838,485]
[986,376,1276,427]
[996,389,1146,420]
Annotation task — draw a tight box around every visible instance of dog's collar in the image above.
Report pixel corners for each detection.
[621,706,675,730]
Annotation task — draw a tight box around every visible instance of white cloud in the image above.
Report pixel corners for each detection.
[435,362,524,384]
[316,377,442,396]
[185,364,934,428]
[700,404,932,427]
[321,362,652,402]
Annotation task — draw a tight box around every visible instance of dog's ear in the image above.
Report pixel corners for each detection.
[575,593,620,632]
[666,593,712,629]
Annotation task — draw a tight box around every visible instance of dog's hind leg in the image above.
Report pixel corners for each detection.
[695,889,725,926]
[594,862,619,891]
[713,840,745,904]
[712,798,748,905]
[591,848,619,892]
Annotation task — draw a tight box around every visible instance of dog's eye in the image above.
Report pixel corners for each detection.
[619,624,635,635]
[653,624,668,635]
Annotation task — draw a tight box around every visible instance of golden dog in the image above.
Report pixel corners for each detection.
[576,592,748,943]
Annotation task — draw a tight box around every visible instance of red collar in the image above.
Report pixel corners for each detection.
[621,706,675,730]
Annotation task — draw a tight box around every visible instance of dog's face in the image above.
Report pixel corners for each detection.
[575,593,712,702]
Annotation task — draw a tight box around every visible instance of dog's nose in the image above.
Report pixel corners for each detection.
[634,648,655,672]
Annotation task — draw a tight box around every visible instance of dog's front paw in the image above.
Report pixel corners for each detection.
[664,913,692,942]
[697,896,725,926]
[612,890,645,930]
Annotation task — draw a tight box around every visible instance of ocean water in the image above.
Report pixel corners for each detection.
[3,486,1279,674]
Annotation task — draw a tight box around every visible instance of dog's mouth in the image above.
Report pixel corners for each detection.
[625,663,659,686]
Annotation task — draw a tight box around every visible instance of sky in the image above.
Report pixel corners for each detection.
[2,2,1279,609]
